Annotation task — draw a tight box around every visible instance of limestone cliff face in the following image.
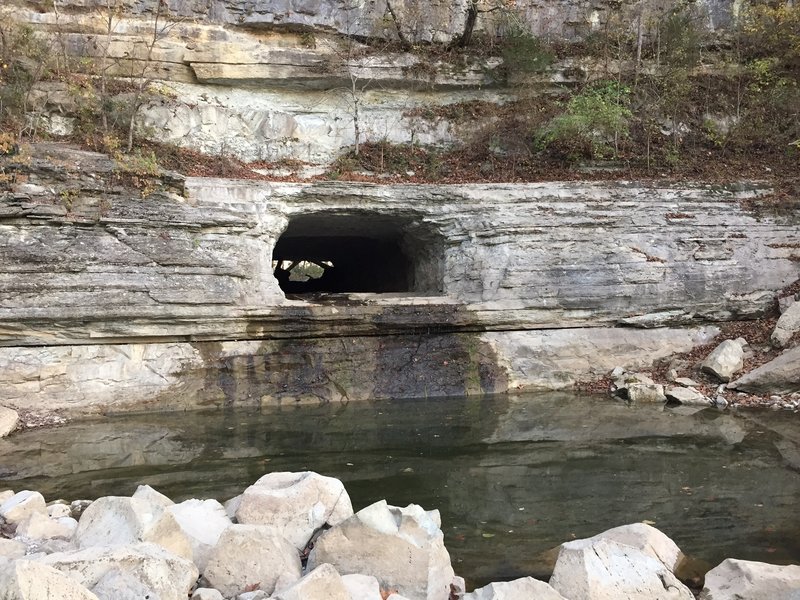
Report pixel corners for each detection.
[0,145,798,413]
[12,0,737,163]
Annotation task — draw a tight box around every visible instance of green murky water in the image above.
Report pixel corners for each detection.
[1,393,799,585]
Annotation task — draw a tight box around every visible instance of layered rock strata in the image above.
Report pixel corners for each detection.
[0,146,798,413]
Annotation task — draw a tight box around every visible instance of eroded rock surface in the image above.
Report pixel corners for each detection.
[699,559,800,600]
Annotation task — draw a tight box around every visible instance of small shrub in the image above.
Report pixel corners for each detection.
[538,81,632,160]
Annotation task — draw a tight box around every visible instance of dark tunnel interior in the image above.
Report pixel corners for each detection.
[272,212,443,295]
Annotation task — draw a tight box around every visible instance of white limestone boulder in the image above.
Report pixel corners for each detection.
[575,523,685,572]
[0,407,19,438]
[342,573,383,600]
[48,502,72,518]
[40,542,198,600]
[192,588,224,600]
[132,485,174,508]
[75,496,192,559]
[90,570,158,600]
[549,538,694,600]
[0,491,47,527]
[627,383,667,403]
[701,339,745,382]
[202,524,302,597]
[464,577,567,600]
[699,558,800,599]
[235,471,354,550]
[729,346,800,395]
[771,302,800,348]
[665,386,710,406]
[307,500,455,600]
[167,498,231,571]
[16,511,78,540]
[0,538,27,559]
[0,559,99,600]
[273,563,350,600]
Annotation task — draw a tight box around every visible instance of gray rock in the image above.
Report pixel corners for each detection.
[272,563,350,600]
[168,498,231,571]
[75,496,192,560]
[771,302,800,348]
[701,339,745,382]
[674,377,700,387]
[91,570,157,600]
[235,471,353,550]
[0,559,99,600]
[665,386,710,406]
[699,558,800,600]
[0,491,47,527]
[192,589,224,600]
[549,538,694,600]
[0,407,18,438]
[40,543,198,600]
[0,538,27,559]
[203,524,302,597]
[464,577,567,600]
[192,588,224,600]
[342,574,383,600]
[16,512,78,540]
[729,346,800,395]
[308,500,455,600]
[627,383,667,403]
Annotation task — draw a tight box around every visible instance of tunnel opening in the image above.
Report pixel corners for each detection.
[272,212,443,296]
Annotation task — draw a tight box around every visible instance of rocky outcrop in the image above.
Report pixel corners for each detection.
[2,145,798,414]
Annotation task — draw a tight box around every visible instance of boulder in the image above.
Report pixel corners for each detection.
[612,373,666,403]
[627,383,667,403]
[48,503,72,518]
[75,496,192,559]
[0,490,14,504]
[464,577,567,600]
[307,500,455,600]
[0,407,18,438]
[665,386,710,406]
[771,302,800,348]
[40,542,198,600]
[132,485,174,508]
[0,539,26,559]
[90,570,157,600]
[167,498,230,571]
[203,524,302,597]
[549,538,694,600]
[273,563,350,600]
[0,491,47,527]
[699,558,800,600]
[0,559,99,600]
[192,589,224,600]
[729,346,800,395]
[16,511,78,540]
[569,523,685,572]
[342,573,383,600]
[235,471,354,550]
[701,340,745,382]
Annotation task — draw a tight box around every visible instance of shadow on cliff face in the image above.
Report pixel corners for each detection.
[188,306,508,407]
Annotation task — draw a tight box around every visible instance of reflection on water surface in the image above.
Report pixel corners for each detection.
[1,392,798,586]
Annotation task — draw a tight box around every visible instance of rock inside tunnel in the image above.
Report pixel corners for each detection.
[272,212,443,295]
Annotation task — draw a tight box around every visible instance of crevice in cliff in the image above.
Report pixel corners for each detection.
[272,211,444,296]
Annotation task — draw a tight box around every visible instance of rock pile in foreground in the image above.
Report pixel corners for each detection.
[0,472,798,600]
